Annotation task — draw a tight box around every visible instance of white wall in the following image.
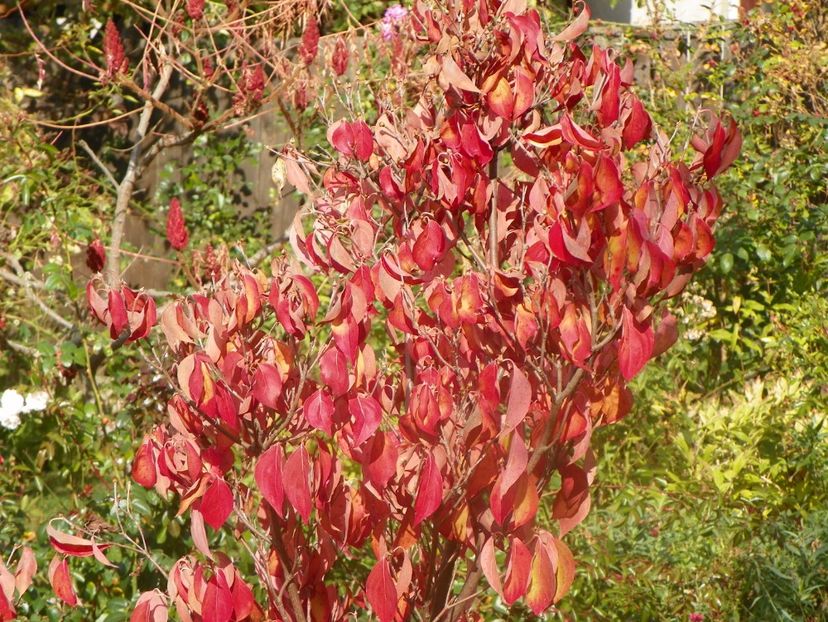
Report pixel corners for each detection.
[629,0,740,26]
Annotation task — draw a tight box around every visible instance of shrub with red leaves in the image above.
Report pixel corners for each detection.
[67,2,740,621]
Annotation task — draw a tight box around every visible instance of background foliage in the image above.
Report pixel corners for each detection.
[1,0,826,619]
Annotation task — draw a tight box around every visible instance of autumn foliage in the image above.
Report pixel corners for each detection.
[30,0,740,620]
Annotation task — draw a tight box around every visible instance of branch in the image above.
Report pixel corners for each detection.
[78,140,119,190]
[105,58,174,287]
[0,255,74,330]
[246,234,289,267]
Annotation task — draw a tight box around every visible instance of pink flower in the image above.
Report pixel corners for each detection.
[380,21,395,41]
[689,614,704,622]
[379,4,408,41]
[384,4,408,23]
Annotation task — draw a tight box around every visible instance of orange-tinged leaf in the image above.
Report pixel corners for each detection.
[513,67,534,118]
[553,0,590,42]
[510,473,540,529]
[552,464,591,536]
[553,537,576,603]
[486,76,514,120]
[14,547,36,596]
[502,538,531,605]
[440,56,481,93]
[526,543,557,615]
[190,508,212,559]
[480,538,502,597]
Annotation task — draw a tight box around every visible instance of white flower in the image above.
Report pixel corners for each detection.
[22,391,49,413]
[0,410,21,430]
[0,389,24,430]
[1,389,24,414]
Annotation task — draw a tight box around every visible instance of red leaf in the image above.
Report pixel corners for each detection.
[48,556,78,607]
[254,445,285,516]
[166,198,189,251]
[412,219,446,272]
[320,347,349,397]
[622,96,652,149]
[130,590,168,622]
[413,451,442,526]
[330,120,373,162]
[350,121,374,161]
[108,290,129,337]
[502,365,531,435]
[618,307,654,380]
[252,363,282,410]
[366,559,397,622]
[303,389,334,435]
[0,562,13,610]
[47,521,108,558]
[502,538,532,605]
[332,316,360,363]
[653,310,679,358]
[202,579,234,622]
[231,575,255,620]
[283,446,312,522]
[362,431,398,490]
[501,433,528,493]
[597,64,620,127]
[349,395,382,446]
[131,438,157,488]
[0,587,14,621]
[552,464,591,536]
[199,478,233,530]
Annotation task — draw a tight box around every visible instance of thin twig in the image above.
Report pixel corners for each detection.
[78,140,119,190]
